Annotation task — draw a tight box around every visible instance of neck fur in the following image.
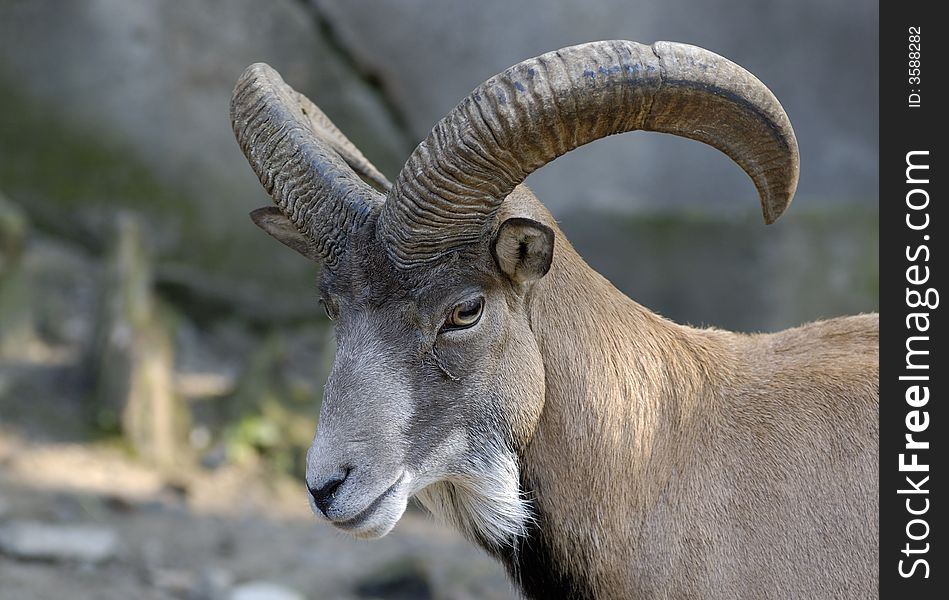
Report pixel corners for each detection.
[512,237,732,596]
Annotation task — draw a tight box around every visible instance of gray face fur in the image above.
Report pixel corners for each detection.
[304,213,549,546]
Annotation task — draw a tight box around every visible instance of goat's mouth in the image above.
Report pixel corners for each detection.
[329,471,409,538]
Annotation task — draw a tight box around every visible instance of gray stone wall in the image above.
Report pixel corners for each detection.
[0,0,409,319]
[0,0,878,330]
[313,0,879,215]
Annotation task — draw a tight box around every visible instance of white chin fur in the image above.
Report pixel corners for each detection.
[415,447,531,548]
[345,514,401,539]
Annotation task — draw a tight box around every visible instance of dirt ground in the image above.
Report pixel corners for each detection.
[0,430,516,600]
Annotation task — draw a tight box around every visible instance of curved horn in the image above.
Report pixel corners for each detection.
[231,63,384,268]
[292,93,393,193]
[379,40,800,268]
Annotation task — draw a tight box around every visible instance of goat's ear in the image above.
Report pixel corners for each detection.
[250,207,321,262]
[491,217,555,284]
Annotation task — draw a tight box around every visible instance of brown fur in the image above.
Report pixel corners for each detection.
[499,187,878,598]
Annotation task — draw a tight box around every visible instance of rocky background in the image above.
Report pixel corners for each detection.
[0,1,877,599]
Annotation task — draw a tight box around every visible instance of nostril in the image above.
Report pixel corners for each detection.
[308,470,349,516]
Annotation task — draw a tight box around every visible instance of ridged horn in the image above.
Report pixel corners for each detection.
[290,92,392,193]
[378,40,800,268]
[231,63,384,268]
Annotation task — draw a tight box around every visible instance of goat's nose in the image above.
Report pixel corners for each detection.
[308,471,349,516]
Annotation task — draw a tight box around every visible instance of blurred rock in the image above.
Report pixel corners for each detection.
[0,192,35,357]
[145,565,235,600]
[92,214,187,466]
[173,319,249,403]
[200,443,229,471]
[228,581,305,600]
[0,230,99,441]
[24,236,100,348]
[189,566,235,600]
[0,520,118,564]
[354,558,433,600]
[0,191,27,273]
[51,492,103,523]
[149,567,198,596]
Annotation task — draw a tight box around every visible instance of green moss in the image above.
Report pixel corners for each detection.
[221,333,319,476]
[0,79,193,244]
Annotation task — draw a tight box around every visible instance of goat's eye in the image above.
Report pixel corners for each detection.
[443,297,484,331]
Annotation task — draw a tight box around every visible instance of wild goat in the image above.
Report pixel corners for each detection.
[230,40,878,599]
